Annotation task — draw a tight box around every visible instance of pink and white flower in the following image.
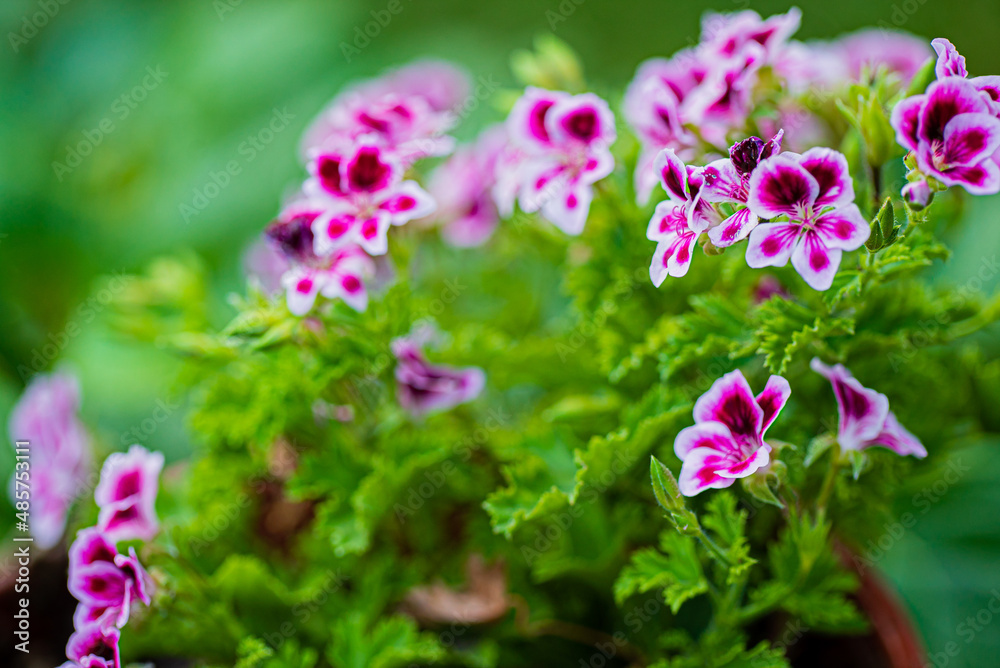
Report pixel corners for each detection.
[428,126,506,247]
[282,245,375,315]
[68,527,152,632]
[674,370,791,496]
[503,87,616,235]
[746,149,869,290]
[892,40,1000,195]
[646,149,720,285]
[301,61,469,164]
[305,141,436,256]
[94,445,164,543]
[699,8,801,63]
[701,130,783,247]
[61,621,120,668]
[7,371,91,549]
[392,336,485,416]
[810,358,926,458]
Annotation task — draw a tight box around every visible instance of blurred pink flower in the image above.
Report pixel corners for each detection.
[811,359,926,458]
[95,445,164,542]
[429,126,507,247]
[503,87,616,235]
[392,336,485,416]
[8,371,91,549]
[69,527,151,632]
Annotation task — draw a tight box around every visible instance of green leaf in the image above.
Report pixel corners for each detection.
[614,532,708,613]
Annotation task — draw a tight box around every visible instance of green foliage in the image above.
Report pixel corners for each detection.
[88,24,1000,668]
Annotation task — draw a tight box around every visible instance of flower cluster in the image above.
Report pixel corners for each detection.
[255,62,475,315]
[60,445,163,668]
[674,363,924,496]
[392,332,485,416]
[7,371,91,549]
[892,38,1000,197]
[500,87,616,235]
[624,8,801,203]
[645,135,869,290]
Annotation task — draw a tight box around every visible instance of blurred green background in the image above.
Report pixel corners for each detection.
[2,0,999,664]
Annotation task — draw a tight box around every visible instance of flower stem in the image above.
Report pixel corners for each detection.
[816,443,842,515]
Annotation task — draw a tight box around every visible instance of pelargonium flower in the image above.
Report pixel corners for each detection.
[392,336,485,416]
[61,621,120,668]
[810,358,926,458]
[646,149,720,285]
[282,245,374,315]
[428,126,506,247]
[927,39,1000,114]
[623,55,701,204]
[892,40,1000,196]
[746,149,869,290]
[7,371,91,549]
[504,87,616,235]
[243,237,290,295]
[699,8,801,63]
[68,528,151,632]
[305,141,436,256]
[674,370,790,496]
[701,130,783,247]
[301,61,469,163]
[94,445,164,542]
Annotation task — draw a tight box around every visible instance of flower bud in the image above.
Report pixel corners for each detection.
[902,180,932,210]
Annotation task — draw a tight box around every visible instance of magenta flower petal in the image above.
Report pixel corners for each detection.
[707,208,758,247]
[677,447,738,496]
[95,445,163,543]
[891,94,926,152]
[508,87,567,149]
[940,112,1000,167]
[66,622,120,668]
[940,159,1000,195]
[810,359,890,451]
[756,375,791,434]
[932,38,968,79]
[701,158,745,203]
[654,149,690,203]
[548,93,616,146]
[392,337,485,416]
[917,78,988,146]
[716,445,771,479]
[745,222,800,268]
[379,180,437,225]
[747,155,819,219]
[674,421,738,460]
[797,147,855,210]
[790,232,842,291]
[812,204,870,250]
[870,412,927,458]
[693,370,765,444]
